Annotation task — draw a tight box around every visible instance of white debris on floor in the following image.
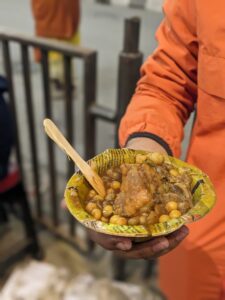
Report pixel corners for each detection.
[0,261,156,300]
[0,261,69,300]
[64,274,154,300]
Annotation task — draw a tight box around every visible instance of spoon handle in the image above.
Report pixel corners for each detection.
[43,119,105,197]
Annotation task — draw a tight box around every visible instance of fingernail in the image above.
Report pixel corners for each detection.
[116,241,132,251]
[152,240,169,253]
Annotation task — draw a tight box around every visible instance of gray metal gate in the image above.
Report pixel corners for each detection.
[0,17,143,260]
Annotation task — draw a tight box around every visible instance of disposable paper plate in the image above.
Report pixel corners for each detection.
[64,149,216,239]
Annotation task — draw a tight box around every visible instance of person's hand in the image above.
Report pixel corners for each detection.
[64,137,189,259]
[88,226,189,259]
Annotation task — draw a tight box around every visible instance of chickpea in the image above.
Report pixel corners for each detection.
[178,202,190,214]
[93,195,104,202]
[157,185,164,194]
[86,202,97,213]
[111,181,121,190]
[120,164,128,176]
[140,215,147,225]
[150,184,156,194]
[159,215,170,223]
[170,169,179,177]
[155,204,167,215]
[140,205,151,214]
[107,188,114,194]
[88,189,96,198]
[128,217,140,226]
[101,216,109,223]
[148,153,164,165]
[158,184,169,194]
[166,201,178,213]
[109,215,120,224]
[103,205,113,217]
[112,172,120,180]
[102,176,110,182]
[136,154,147,164]
[169,210,181,219]
[105,193,115,201]
[102,176,111,188]
[109,215,127,225]
[178,168,186,175]
[117,217,128,225]
[147,211,158,225]
[92,208,102,220]
[106,169,114,177]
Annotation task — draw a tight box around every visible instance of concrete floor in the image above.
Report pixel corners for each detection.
[0,219,164,299]
[0,1,193,298]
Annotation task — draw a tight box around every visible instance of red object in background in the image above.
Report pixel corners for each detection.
[0,166,21,194]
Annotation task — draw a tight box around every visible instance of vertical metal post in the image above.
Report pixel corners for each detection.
[123,17,140,53]
[63,55,76,236]
[115,17,143,147]
[83,52,97,160]
[2,40,23,180]
[21,44,42,217]
[41,50,58,226]
[83,52,97,251]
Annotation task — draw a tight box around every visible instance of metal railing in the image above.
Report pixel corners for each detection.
[0,17,143,258]
[0,29,97,255]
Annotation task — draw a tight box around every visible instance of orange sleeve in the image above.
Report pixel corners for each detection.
[119,0,198,157]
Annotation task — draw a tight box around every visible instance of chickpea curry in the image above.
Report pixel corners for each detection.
[84,153,193,227]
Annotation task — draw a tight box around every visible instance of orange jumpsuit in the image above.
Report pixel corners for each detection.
[119,0,225,299]
[32,0,79,39]
[31,0,80,61]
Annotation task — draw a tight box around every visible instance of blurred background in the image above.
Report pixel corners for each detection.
[0,1,194,299]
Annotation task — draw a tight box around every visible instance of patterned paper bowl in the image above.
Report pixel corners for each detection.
[64,149,216,240]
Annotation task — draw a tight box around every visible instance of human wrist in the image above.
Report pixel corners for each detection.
[126,137,168,155]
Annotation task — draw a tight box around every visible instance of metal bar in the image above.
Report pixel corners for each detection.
[89,104,116,122]
[112,255,127,280]
[63,55,76,236]
[2,40,23,180]
[17,181,41,255]
[123,17,140,53]
[143,260,157,279]
[41,50,58,226]
[83,52,97,251]
[21,44,42,217]
[115,17,143,147]
[0,30,94,58]
[63,56,74,181]
[83,52,97,160]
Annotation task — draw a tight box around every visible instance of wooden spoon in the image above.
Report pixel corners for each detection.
[43,118,106,197]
